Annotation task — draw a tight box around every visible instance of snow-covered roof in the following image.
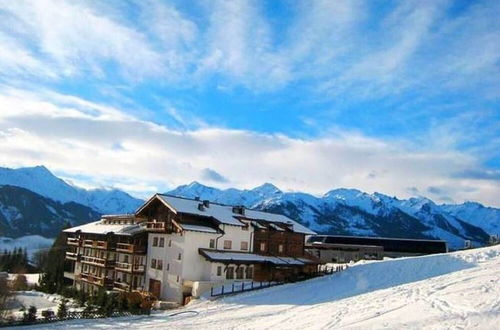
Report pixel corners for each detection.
[63,220,145,236]
[156,194,315,235]
[199,249,317,266]
[181,224,218,234]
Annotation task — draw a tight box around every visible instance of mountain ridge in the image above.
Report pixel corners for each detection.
[0,165,143,214]
[167,181,498,249]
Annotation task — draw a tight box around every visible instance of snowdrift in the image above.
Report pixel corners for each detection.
[21,245,500,329]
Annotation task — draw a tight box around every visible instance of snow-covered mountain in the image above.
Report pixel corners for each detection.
[167,182,497,249]
[0,185,100,238]
[0,166,143,214]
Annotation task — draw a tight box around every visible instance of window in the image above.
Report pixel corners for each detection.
[151,258,157,269]
[217,266,222,276]
[246,267,253,279]
[159,237,165,247]
[176,276,180,283]
[153,237,158,247]
[241,241,248,251]
[209,239,215,249]
[178,253,182,261]
[168,240,172,247]
[260,242,266,252]
[124,255,129,263]
[223,240,232,250]
[278,244,284,253]
[166,263,170,271]
[157,260,163,270]
[236,267,244,279]
[226,267,234,280]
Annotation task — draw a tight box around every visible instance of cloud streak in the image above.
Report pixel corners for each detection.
[0,87,498,206]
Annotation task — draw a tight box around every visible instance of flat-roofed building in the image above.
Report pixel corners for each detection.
[306,235,448,263]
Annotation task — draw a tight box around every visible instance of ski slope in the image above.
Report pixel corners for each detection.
[22,245,500,329]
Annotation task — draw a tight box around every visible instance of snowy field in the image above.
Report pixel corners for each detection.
[5,291,76,318]
[12,245,500,330]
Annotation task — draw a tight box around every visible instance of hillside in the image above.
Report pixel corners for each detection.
[0,185,101,238]
[0,166,143,214]
[28,245,500,329]
[168,182,496,249]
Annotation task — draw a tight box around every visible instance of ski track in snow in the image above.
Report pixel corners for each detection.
[15,246,500,330]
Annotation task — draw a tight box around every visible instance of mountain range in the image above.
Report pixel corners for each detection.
[0,166,498,250]
[169,182,499,249]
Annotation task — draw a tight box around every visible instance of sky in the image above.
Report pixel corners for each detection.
[0,0,498,206]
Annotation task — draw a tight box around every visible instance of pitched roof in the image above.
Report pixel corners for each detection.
[63,220,145,236]
[155,194,315,235]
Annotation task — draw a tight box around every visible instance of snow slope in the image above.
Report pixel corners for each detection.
[25,245,500,329]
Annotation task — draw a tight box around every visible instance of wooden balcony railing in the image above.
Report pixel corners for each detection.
[113,281,130,291]
[77,273,114,287]
[80,255,115,268]
[65,251,79,261]
[145,222,166,232]
[116,243,145,254]
[113,281,144,292]
[115,262,145,273]
[67,237,80,246]
[82,239,110,250]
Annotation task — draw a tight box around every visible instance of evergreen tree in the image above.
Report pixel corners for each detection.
[38,223,70,293]
[117,293,128,312]
[57,298,68,318]
[104,293,117,316]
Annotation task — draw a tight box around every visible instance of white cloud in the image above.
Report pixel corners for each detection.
[0,87,498,207]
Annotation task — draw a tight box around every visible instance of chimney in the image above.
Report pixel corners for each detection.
[198,203,205,211]
[232,205,245,215]
[194,196,200,201]
[203,200,210,208]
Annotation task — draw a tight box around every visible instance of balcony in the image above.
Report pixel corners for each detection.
[80,255,115,268]
[77,273,114,287]
[67,237,80,246]
[82,239,110,250]
[65,251,79,261]
[113,281,130,292]
[145,222,166,232]
[116,243,145,254]
[115,262,145,273]
[63,271,75,280]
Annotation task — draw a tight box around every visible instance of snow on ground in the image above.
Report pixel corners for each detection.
[0,236,54,258]
[5,291,77,318]
[8,273,40,285]
[14,245,500,329]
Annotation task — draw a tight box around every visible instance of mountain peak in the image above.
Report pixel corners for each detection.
[252,183,281,194]
[323,188,362,200]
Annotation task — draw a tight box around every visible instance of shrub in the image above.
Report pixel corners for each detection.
[12,274,28,291]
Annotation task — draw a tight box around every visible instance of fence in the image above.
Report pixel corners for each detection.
[210,265,348,298]
[0,309,149,328]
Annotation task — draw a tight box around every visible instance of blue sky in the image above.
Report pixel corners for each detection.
[0,0,498,206]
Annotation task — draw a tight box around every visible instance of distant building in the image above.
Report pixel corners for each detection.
[306,235,448,263]
[64,194,319,304]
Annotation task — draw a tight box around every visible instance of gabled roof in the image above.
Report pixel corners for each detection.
[148,194,315,235]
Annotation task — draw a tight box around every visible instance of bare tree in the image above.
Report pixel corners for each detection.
[0,275,13,320]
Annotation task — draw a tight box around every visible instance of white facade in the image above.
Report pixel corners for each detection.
[145,223,255,303]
